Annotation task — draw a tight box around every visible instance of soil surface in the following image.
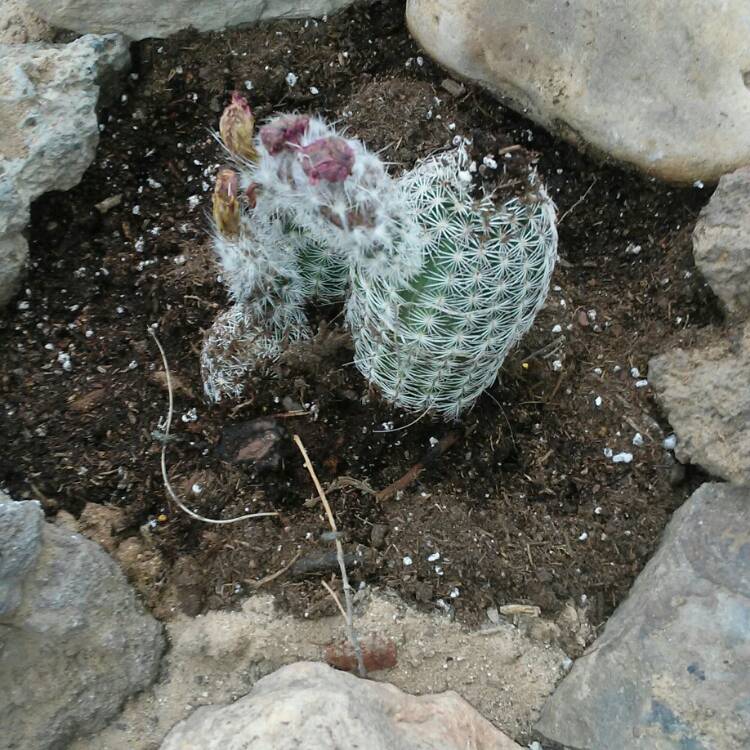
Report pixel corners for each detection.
[1,1,721,629]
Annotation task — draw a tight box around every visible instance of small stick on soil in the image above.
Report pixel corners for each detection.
[293,434,366,678]
[249,550,302,589]
[558,177,598,225]
[149,329,278,525]
[321,580,347,620]
[376,431,460,502]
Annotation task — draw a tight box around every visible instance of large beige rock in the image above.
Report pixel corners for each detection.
[692,165,750,319]
[649,325,750,485]
[0,493,165,750]
[161,661,521,749]
[0,33,130,307]
[25,0,357,39]
[406,0,750,183]
[70,592,567,750]
[0,0,53,43]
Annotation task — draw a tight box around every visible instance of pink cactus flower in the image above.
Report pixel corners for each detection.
[259,114,310,155]
[299,136,355,184]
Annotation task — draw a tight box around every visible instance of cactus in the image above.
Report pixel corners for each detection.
[201,96,557,416]
[200,164,310,402]
[346,147,558,419]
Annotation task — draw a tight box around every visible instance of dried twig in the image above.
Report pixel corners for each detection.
[249,550,302,589]
[293,434,366,677]
[149,328,278,525]
[376,431,459,501]
[558,177,597,225]
[321,580,347,620]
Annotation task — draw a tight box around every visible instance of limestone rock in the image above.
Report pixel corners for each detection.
[649,326,750,484]
[161,661,521,750]
[0,33,130,307]
[692,166,750,318]
[0,494,165,750]
[536,483,750,750]
[406,0,750,183]
[70,592,565,750]
[25,0,358,40]
[0,0,53,43]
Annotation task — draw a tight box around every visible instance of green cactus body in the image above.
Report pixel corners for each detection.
[346,149,558,419]
[285,223,349,303]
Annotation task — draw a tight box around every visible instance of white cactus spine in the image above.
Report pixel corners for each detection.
[346,148,558,419]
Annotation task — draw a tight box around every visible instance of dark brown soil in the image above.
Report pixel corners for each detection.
[0,1,722,629]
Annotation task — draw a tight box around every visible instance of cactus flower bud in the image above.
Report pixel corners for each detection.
[219,92,257,161]
[212,168,240,238]
[259,114,310,155]
[300,136,355,185]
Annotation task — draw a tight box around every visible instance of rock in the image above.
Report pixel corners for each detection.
[78,501,126,552]
[25,0,358,40]
[0,494,165,750]
[69,592,566,750]
[536,483,750,749]
[649,326,750,484]
[692,166,750,318]
[0,33,130,307]
[406,0,750,183]
[217,417,288,472]
[161,661,522,750]
[0,0,53,43]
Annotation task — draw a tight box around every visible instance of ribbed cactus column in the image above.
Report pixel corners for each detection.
[346,148,558,419]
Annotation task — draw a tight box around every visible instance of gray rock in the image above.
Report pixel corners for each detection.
[693,166,750,318]
[649,325,750,485]
[536,483,750,750]
[161,661,522,750]
[406,0,750,183]
[0,33,130,307]
[0,494,165,750]
[25,0,357,40]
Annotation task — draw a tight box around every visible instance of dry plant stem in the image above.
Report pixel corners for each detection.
[321,580,347,620]
[293,434,366,678]
[376,431,460,501]
[249,550,302,589]
[149,328,278,525]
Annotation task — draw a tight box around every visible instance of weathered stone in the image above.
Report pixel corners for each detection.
[649,326,750,484]
[25,0,358,40]
[536,483,750,750]
[0,33,130,307]
[161,661,522,750]
[0,489,43,617]
[693,166,750,318]
[0,494,164,750]
[0,0,52,43]
[70,592,566,750]
[406,0,750,183]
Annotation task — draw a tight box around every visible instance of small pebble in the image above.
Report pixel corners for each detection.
[632,432,644,447]
[612,452,634,464]
[594,396,603,407]
[427,552,440,562]
[663,434,678,451]
[402,556,413,567]
[635,379,649,388]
